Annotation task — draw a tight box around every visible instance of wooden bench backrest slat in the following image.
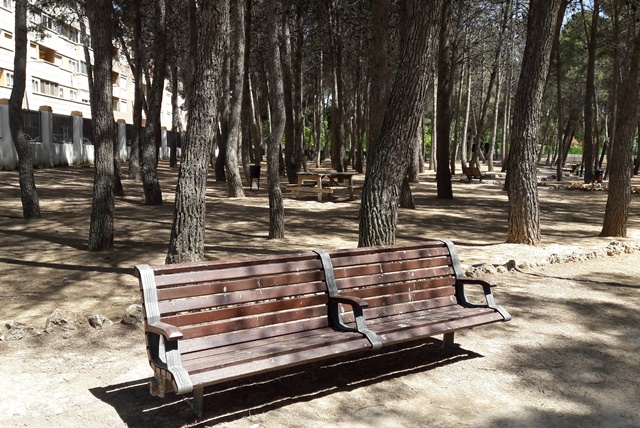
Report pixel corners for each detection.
[154,258,323,288]
[333,265,455,290]
[336,277,455,300]
[157,281,327,316]
[179,317,330,354]
[333,255,452,279]
[157,270,326,301]
[329,247,450,269]
[163,294,328,328]
[179,304,329,341]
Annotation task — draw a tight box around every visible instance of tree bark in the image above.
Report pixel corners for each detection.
[359,0,442,247]
[128,0,144,181]
[600,17,640,237]
[9,0,40,219]
[225,0,246,198]
[141,0,166,205]
[166,0,228,263]
[582,0,599,183]
[436,0,453,199]
[87,0,116,251]
[266,0,286,239]
[506,0,565,245]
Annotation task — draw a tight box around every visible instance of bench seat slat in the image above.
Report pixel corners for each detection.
[187,337,372,388]
[183,328,364,374]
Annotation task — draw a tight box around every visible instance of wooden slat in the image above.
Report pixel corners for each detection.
[188,337,372,388]
[157,271,326,301]
[154,258,323,288]
[178,305,328,341]
[163,294,328,328]
[333,265,455,290]
[179,317,330,354]
[328,247,450,269]
[157,281,327,315]
[333,255,452,279]
[338,280,455,304]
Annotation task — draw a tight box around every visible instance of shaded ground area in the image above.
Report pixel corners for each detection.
[1,161,639,427]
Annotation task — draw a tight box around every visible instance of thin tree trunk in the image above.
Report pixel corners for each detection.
[87,0,116,251]
[141,0,166,205]
[359,0,442,247]
[128,0,144,181]
[170,66,180,168]
[225,0,246,198]
[437,0,454,199]
[582,0,599,183]
[9,0,40,219]
[166,0,228,263]
[506,0,565,245]
[266,0,285,239]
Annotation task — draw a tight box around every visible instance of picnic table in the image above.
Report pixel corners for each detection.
[284,171,361,202]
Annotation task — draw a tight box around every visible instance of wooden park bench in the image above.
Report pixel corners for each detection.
[134,240,511,417]
[462,165,487,182]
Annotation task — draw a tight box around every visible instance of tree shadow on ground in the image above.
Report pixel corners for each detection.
[90,339,481,427]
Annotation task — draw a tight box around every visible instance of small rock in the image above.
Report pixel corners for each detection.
[45,309,87,333]
[480,264,498,275]
[496,266,508,273]
[3,320,38,340]
[87,314,114,329]
[122,304,144,325]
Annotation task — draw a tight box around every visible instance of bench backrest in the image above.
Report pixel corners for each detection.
[463,166,481,177]
[135,253,331,355]
[325,241,460,322]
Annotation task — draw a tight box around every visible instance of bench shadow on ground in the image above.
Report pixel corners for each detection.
[90,339,481,427]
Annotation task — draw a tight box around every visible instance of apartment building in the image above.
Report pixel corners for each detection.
[0,1,176,129]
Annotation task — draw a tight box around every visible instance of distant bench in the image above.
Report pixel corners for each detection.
[462,166,488,182]
[134,240,511,417]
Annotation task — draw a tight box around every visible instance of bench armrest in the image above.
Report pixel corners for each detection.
[329,295,369,309]
[147,321,183,341]
[456,278,511,321]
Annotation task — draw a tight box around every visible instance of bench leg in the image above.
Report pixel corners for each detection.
[191,387,204,418]
[443,332,455,352]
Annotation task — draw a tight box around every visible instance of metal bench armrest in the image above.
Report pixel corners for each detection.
[456,278,511,321]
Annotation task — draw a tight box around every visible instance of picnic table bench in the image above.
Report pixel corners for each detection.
[283,171,362,201]
[134,240,511,417]
[462,165,488,182]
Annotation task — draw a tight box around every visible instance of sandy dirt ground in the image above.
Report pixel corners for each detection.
[1,161,639,428]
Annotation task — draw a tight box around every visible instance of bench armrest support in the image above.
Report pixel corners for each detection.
[455,278,511,321]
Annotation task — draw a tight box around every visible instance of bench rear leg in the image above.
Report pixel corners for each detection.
[443,332,455,352]
[191,387,204,418]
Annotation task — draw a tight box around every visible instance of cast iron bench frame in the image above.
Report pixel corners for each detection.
[134,240,510,417]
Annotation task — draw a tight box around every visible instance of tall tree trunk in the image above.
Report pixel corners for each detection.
[170,66,180,168]
[461,54,472,167]
[141,0,166,205]
[555,18,564,181]
[128,0,144,180]
[368,0,391,163]
[506,0,565,245]
[582,0,599,183]
[87,0,116,251]
[281,5,296,183]
[241,0,253,184]
[293,3,306,175]
[266,0,286,239]
[436,0,454,199]
[225,0,246,198]
[166,0,228,263]
[359,0,442,247]
[600,15,640,237]
[328,1,346,172]
[488,66,501,172]
[9,0,39,219]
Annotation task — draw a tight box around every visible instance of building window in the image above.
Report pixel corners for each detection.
[32,78,40,93]
[79,61,87,75]
[120,75,127,89]
[113,97,120,111]
[38,79,59,96]
[81,90,89,103]
[59,87,64,98]
[120,99,128,113]
[68,59,77,73]
[5,70,14,87]
[1,0,12,10]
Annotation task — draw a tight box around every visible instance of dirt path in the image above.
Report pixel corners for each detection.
[1,162,639,427]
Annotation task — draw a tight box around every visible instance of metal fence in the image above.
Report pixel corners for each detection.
[52,113,72,143]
